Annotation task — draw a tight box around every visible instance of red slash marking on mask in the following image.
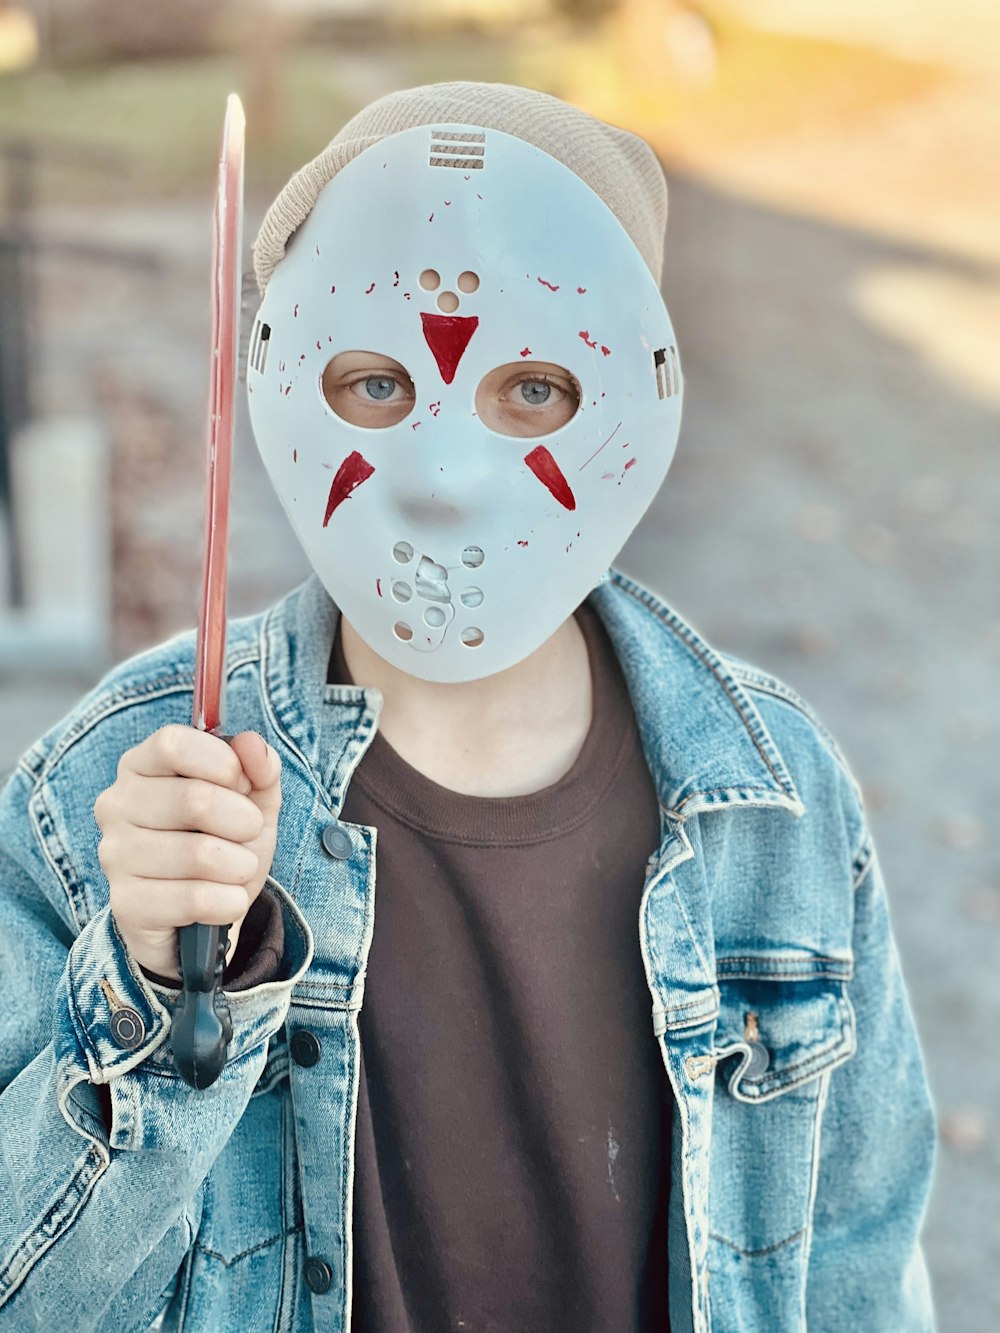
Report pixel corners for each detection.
[578,330,597,349]
[323,451,375,527]
[624,457,637,471]
[365,282,376,295]
[577,287,587,294]
[520,347,532,357]
[524,445,576,511]
[421,312,479,384]
[579,421,622,471]
[537,277,560,291]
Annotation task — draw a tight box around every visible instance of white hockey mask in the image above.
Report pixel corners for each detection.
[247,123,682,682]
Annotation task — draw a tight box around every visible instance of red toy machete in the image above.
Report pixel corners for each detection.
[172,93,245,1090]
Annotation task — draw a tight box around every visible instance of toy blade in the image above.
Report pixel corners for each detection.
[192,92,245,735]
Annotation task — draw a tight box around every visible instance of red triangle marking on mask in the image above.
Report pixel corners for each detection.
[524,445,576,511]
[420,312,479,384]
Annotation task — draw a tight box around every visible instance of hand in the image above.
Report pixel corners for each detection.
[94,726,282,981]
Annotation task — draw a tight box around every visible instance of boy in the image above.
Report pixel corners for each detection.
[0,82,935,1332]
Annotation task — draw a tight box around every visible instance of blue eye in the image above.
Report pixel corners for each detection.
[519,380,552,405]
[365,375,397,400]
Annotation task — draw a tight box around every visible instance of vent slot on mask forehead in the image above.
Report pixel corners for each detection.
[249,318,271,375]
[654,345,680,400]
[429,129,486,170]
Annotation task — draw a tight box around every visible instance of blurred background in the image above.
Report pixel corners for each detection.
[0,0,996,1326]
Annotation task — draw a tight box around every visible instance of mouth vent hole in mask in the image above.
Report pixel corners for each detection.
[654,346,680,400]
[461,546,485,568]
[393,541,414,563]
[392,580,412,602]
[461,627,484,648]
[394,622,414,641]
[424,606,447,627]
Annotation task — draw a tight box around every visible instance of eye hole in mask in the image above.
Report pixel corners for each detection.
[475,362,581,439]
[322,350,417,428]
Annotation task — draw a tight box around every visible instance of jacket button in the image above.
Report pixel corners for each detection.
[290,1029,322,1067]
[303,1256,333,1294]
[745,1041,770,1078]
[109,1007,145,1050]
[321,823,354,859]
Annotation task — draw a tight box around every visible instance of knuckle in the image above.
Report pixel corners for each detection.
[183,782,214,828]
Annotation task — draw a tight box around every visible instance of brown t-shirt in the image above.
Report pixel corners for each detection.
[334,603,670,1333]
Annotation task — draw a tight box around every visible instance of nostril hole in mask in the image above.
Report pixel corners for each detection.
[457,271,479,294]
[436,291,459,314]
[393,541,414,563]
[394,622,413,641]
[461,627,484,648]
[461,546,484,568]
[419,269,441,291]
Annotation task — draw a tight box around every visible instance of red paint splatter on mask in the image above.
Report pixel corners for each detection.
[278,360,286,373]
[411,421,422,430]
[577,287,587,294]
[601,471,615,480]
[293,304,299,317]
[403,292,412,300]
[316,340,322,350]
[315,245,320,255]
[365,282,376,295]
[578,330,597,349]
[293,449,298,462]
[444,200,452,206]
[393,271,400,287]
[477,193,483,199]
[323,451,375,527]
[524,445,576,511]
[330,285,336,294]
[517,540,529,547]
[428,212,435,223]
[299,353,306,362]
[284,385,292,396]
[537,277,559,291]
[429,401,441,416]
[601,345,611,357]
[464,174,471,180]
[376,578,383,597]
[420,312,479,384]
[624,457,637,471]
[520,347,532,358]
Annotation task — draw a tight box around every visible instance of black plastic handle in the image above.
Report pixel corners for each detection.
[171,921,234,1088]
[171,730,237,1089]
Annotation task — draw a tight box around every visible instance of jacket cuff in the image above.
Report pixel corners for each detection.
[139,882,286,993]
[56,877,313,1149]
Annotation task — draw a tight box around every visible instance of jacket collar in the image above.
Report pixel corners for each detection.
[259,570,804,821]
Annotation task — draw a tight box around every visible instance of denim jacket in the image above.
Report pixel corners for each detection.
[0,569,936,1333]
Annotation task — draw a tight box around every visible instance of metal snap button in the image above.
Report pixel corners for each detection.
[745,1040,770,1078]
[109,1007,145,1050]
[303,1256,333,1294]
[290,1029,322,1068]
[321,823,354,859]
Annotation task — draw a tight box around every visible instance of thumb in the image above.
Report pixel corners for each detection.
[228,731,281,797]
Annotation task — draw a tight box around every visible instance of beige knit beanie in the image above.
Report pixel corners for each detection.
[252,81,668,293]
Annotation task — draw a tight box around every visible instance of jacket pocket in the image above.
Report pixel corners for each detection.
[707,958,856,1258]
